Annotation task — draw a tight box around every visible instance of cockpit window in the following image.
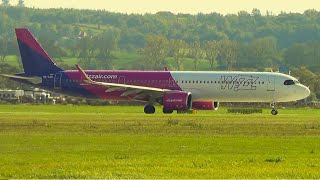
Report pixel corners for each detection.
[284,80,295,85]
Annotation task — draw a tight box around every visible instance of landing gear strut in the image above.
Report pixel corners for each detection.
[144,105,155,114]
[270,102,278,115]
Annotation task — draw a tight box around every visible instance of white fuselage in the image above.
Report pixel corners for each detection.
[171,71,310,103]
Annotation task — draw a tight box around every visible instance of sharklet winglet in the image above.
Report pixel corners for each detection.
[75,64,93,83]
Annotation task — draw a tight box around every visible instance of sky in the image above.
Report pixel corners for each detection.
[9,0,320,15]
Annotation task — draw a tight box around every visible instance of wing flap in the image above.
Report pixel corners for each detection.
[105,87,124,92]
[121,89,143,97]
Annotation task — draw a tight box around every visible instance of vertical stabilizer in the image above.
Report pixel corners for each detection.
[15,28,62,76]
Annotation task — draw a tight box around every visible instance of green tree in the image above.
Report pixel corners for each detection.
[204,41,218,70]
[95,29,120,69]
[17,0,24,7]
[168,39,188,70]
[38,36,65,61]
[284,43,306,67]
[1,0,10,6]
[0,36,8,64]
[248,37,277,68]
[251,8,261,17]
[143,35,168,70]
[77,35,97,69]
[217,39,238,70]
[189,39,204,70]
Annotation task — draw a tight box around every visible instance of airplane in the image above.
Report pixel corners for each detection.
[0,28,311,115]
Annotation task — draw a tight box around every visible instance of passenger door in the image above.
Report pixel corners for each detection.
[267,76,275,91]
[118,76,126,84]
[54,72,63,90]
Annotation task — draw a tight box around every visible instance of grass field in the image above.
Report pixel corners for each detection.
[0,105,320,178]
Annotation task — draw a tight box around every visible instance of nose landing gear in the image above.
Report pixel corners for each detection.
[271,109,278,115]
[270,102,278,115]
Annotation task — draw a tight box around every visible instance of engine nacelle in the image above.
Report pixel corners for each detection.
[192,101,219,110]
[163,91,192,111]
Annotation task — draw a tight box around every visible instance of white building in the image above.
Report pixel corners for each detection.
[0,89,24,103]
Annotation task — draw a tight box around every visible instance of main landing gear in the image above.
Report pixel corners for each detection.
[270,102,278,115]
[144,105,155,114]
[144,105,174,114]
[162,107,173,114]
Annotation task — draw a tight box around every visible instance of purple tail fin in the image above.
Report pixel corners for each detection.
[15,28,62,76]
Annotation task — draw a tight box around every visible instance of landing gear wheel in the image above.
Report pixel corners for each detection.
[270,102,278,115]
[144,105,155,114]
[271,109,278,115]
[162,107,173,114]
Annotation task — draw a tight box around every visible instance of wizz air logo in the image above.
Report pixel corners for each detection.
[220,75,259,91]
[88,74,118,79]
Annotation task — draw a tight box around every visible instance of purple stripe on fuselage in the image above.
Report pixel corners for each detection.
[15,29,53,63]
[63,70,182,100]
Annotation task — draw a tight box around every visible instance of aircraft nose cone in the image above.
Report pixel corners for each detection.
[296,85,311,101]
[305,86,311,97]
[300,85,311,99]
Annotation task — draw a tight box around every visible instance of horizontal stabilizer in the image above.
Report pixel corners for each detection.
[0,74,42,84]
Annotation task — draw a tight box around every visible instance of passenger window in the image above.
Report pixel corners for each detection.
[284,80,295,85]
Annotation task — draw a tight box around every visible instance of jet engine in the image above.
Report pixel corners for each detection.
[192,101,219,110]
[163,91,192,111]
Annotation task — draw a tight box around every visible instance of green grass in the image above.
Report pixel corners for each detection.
[2,55,21,68]
[0,105,320,178]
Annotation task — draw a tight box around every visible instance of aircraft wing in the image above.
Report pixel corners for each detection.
[75,65,171,100]
[0,74,42,84]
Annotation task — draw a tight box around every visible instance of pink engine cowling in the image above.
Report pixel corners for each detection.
[192,101,219,110]
[163,91,192,111]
